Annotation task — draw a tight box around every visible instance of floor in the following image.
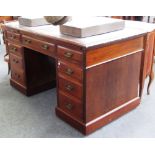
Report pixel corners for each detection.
[0,34,155,138]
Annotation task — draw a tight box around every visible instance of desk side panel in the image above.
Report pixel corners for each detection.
[85,36,144,128]
[86,51,142,122]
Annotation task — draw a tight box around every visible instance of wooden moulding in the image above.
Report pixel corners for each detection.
[56,97,140,135]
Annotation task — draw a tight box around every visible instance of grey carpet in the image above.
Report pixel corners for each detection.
[0,36,155,137]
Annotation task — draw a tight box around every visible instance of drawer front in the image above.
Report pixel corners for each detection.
[10,53,23,70]
[86,36,144,67]
[8,43,23,56]
[58,76,83,100]
[5,27,19,33]
[59,92,83,120]
[7,31,21,44]
[11,69,25,85]
[58,61,83,83]
[22,35,56,57]
[57,46,83,66]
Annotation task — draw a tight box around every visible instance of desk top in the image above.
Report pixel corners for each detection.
[4,19,155,48]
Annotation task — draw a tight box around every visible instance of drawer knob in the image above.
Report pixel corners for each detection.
[11,47,17,52]
[64,52,73,58]
[65,84,74,91]
[14,73,20,78]
[13,59,19,63]
[24,39,31,44]
[10,35,16,39]
[65,68,74,75]
[42,44,49,50]
[65,103,73,110]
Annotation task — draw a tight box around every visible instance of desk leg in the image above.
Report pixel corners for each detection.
[147,64,154,95]
[139,36,148,98]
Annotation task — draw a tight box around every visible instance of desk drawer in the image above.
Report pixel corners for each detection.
[22,35,56,57]
[86,37,144,67]
[59,92,83,120]
[8,43,23,56]
[58,61,83,83]
[58,76,83,100]
[57,46,83,67]
[10,53,23,70]
[11,69,25,86]
[7,31,21,44]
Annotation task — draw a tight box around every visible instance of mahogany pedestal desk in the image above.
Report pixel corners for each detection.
[3,21,155,135]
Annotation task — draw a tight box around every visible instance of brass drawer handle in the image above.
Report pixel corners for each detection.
[10,35,16,39]
[64,52,73,58]
[65,84,74,91]
[10,47,17,52]
[42,44,49,50]
[65,68,74,75]
[24,39,31,44]
[65,103,73,110]
[14,73,20,78]
[13,59,19,63]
